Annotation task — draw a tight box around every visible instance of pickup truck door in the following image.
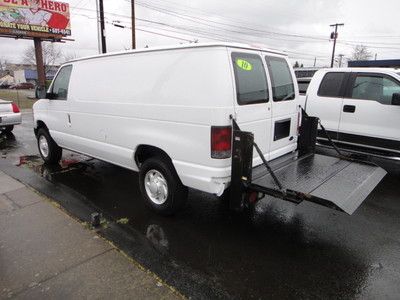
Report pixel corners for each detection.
[306,72,349,141]
[339,72,400,154]
[229,49,272,163]
[264,54,298,160]
[45,65,73,148]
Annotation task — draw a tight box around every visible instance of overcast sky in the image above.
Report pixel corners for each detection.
[1,0,399,67]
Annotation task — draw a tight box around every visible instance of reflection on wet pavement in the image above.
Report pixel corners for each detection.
[2,112,400,299]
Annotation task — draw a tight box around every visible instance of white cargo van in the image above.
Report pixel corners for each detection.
[33,43,385,215]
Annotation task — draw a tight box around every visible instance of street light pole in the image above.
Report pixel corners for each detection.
[330,23,344,68]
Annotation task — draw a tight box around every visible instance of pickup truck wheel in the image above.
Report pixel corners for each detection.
[37,128,62,164]
[139,157,188,215]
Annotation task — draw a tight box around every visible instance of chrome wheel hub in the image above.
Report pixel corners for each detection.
[39,135,49,158]
[144,169,168,205]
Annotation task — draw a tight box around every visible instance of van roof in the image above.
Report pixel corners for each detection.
[67,42,287,63]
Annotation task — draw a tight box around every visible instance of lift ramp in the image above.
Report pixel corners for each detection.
[229,116,387,215]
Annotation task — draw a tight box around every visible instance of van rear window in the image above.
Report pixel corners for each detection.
[265,56,295,101]
[232,53,269,105]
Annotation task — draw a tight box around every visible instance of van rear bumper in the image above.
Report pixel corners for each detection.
[172,160,231,196]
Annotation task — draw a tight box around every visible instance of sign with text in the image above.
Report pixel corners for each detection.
[0,0,71,38]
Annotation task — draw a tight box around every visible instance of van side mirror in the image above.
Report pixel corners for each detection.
[392,93,400,106]
[35,85,46,99]
[46,92,56,100]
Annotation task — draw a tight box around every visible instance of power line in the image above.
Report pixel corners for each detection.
[72,9,330,59]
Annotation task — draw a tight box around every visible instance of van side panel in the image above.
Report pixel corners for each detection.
[67,47,234,194]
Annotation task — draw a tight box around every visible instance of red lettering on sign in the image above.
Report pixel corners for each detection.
[3,0,11,3]
[48,1,54,10]
[21,0,28,5]
[54,2,60,11]
[12,0,18,4]
[60,3,67,12]
[40,0,48,9]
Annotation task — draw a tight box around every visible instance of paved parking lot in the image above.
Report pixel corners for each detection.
[1,112,400,299]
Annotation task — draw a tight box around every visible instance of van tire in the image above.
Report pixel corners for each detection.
[3,125,14,133]
[139,157,188,215]
[37,128,62,164]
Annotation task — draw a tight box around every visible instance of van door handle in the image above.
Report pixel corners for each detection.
[343,105,356,113]
[67,113,71,126]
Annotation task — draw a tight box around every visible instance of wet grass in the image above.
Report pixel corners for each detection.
[0,89,36,109]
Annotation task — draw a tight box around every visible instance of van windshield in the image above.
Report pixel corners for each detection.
[232,53,269,105]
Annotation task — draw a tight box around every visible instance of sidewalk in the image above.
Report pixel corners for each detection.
[0,171,182,300]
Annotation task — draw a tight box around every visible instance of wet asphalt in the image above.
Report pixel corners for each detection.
[1,112,400,299]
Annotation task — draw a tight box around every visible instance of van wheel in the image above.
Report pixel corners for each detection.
[37,128,62,164]
[139,157,188,215]
[3,125,14,133]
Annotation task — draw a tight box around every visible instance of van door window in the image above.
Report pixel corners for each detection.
[51,65,73,100]
[351,74,400,105]
[317,72,346,98]
[265,56,295,101]
[231,53,269,105]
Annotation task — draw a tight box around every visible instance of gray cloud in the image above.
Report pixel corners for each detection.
[0,0,399,67]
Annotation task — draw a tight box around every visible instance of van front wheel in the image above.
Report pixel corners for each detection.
[139,157,188,215]
[37,128,62,164]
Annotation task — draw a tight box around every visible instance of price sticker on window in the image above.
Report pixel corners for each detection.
[236,59,253,71]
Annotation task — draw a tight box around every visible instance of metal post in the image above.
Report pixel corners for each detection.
[98,0,106,53]
[95,0,102,54]
[330,23,344,68]
[131,0,136,49]
[34,38,46,88]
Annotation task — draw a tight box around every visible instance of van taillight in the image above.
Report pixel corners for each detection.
[12,103,20,113]
[211,126,232,159]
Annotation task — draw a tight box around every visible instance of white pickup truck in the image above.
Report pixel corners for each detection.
[33,43,386,215]
[305,68,400,160]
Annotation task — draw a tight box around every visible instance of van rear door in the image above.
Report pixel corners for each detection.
[264,54,298,160]
[229,49,272,163]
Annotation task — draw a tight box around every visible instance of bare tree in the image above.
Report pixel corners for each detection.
[351,45,372,61]
[0,58,8,75]
[22,43,63,73]
[62,51,78,63]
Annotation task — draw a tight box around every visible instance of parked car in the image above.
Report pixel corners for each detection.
[0,81,11,89]
[33,43,385,215]
[294,67,320,109]
[305,68,400,160]
[9,82,35,90]
[0,99,21,133]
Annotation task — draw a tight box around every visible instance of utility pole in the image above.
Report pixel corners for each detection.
[330,23,344,68]
[131,0,136,49]
[33,38,46,88]
[95,0,101,54]
[338,54,345,68]
[98,0,107,53]
[375,53,378,60]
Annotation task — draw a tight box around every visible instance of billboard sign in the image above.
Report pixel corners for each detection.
[0,0,71,38]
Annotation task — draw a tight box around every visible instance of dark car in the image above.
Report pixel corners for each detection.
[9,82,35,90]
